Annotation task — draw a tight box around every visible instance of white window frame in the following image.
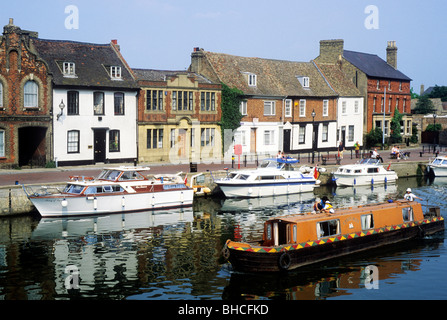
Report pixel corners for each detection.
[240,100,247,116]
[110,66,122,80]
[264,130,274,145]
[0,130,5,157]
[264,101,276,116]
[297,76,310,88]
[248,73,257,87]
[342,101,347,114]
[323,100,328,116]
[284,99,292,117]
[24,81,38,108]
[299,99,306,117]
[354,100,359,113]
[63,62,76,77]
[0,82,3,108]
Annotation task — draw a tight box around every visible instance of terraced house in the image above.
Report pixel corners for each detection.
[0,19,52,168]
[134,68,221,163]
[316,40,412,140]
[189,48,362,158]
[32,38,139,166]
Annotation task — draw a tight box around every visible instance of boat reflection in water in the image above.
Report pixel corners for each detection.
[32,208,193,241]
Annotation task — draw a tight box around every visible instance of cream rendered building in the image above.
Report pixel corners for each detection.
[134,69,222,164]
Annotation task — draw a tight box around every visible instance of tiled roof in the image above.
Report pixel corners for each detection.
[133,68,213,84]
[343,50,412,81]
[201,51,337,97]
[31,38,138,89]
[315,63,362,97]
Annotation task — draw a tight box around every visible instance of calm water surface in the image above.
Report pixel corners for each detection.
[0,177,446,300]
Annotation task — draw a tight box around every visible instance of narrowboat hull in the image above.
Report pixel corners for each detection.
[29,189,194,218]
[224,216,444,273]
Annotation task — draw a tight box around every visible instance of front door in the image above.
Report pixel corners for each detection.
[94,129,107,163]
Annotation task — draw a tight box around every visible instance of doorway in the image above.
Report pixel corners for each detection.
[18,127,47,167]
[94,129,107,163]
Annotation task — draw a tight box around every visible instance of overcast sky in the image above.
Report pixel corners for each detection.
[2,0,445,93]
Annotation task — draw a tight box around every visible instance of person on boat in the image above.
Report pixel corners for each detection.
[321,196,335,214]
[312,198,324,214]
[276,151,282,159]
[404,188,422,201]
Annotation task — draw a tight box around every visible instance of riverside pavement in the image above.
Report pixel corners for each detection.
[0,147,439,188]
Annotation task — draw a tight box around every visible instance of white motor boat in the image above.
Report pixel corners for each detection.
[332,158,398,186]
[427,155,447,177]
[215,158,321,198]
[23,166,194,218]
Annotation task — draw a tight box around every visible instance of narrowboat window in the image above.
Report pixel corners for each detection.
[293,225,297,243]
[361,214,374,230]
[402,207,414,222]
[317,219,340,238]
[266,223,272,240]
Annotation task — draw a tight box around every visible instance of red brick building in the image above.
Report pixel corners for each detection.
[0,19,52,168]
[316,40,413,141]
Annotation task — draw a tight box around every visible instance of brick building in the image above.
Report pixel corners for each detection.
[134,69,222,163]
[189,48,345,158]
[315,40,413,142]
[0,19,52,168]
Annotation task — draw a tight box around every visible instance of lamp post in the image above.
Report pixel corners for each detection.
[311,109,316,164]
[433,113,438,147]
[57,99,65,120]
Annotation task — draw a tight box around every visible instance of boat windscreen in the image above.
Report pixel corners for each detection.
[63,184,85,194]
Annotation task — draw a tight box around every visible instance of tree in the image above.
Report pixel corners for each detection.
[365,127,383,148]
[428,85,447,102]
[413,95,435,114]
[389,107,402,144]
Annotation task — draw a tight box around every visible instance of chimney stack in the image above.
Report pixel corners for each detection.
[386,41,397,69]
[316,39,344,64]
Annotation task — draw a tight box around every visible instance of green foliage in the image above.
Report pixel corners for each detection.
[365,127,383,148]
[428,86,447,102]
[389,107,402,144]
[410,123,418,144]
[220,83,244,153]
[426,123,442,132]
[413,95,435,114]
[220,83,244,131]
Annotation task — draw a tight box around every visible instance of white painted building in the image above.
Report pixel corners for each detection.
[33,38,138,166]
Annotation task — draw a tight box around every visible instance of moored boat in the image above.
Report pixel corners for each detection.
[427,155,447,177]
[222,200,444,272]
[23,166,194,218]
[332,158,398,186]
[215,158,321,198]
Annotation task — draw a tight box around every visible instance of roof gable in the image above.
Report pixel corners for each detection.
[31,38,138,89]
[343,50,411,81]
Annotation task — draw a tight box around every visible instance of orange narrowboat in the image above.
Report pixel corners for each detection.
[222,200,444,272]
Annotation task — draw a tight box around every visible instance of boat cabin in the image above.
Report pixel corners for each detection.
[261,200,437,247]
[259,158,301,171]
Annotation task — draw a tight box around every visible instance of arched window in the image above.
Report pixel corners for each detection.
[24,80,38,108]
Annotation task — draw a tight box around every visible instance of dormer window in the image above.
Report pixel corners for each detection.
[110,66,122,80]
[248,73,257,87]
[297,76,310,88]
[63,62,76,77]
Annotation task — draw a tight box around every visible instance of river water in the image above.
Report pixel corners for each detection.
[0,176,446,301]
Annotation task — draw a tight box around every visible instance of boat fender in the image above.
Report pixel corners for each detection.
[61,199,68,207]
[278,252,291,271]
